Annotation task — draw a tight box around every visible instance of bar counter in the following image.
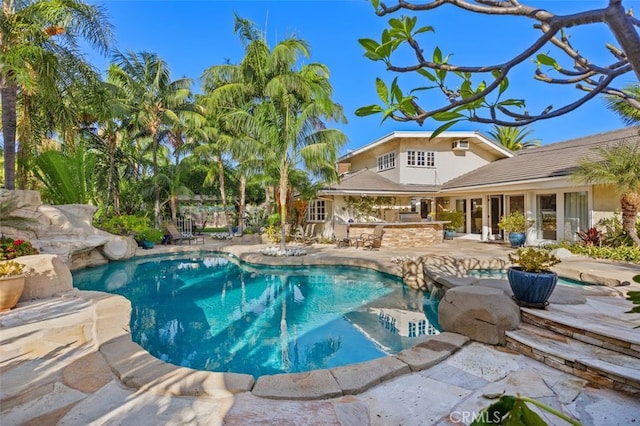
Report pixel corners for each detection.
[348,221,446,248]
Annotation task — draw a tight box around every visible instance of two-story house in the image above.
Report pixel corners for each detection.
[308,131,513,238]
[305,127,638,246]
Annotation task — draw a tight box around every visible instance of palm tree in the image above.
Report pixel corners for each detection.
[1,0,112,190]
[203,15,347,249]
[488,126,541,151]
[606,84,640,125]
[108,51,202,226]
[572,140,640,247]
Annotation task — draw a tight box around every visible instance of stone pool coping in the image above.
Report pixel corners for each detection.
[74,289,469,400]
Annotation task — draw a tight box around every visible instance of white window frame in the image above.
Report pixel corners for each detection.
[377,152,396,171]
[407,150,435,167]
[307,199,326,222]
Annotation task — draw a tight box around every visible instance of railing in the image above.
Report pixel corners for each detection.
[161,217,194,234]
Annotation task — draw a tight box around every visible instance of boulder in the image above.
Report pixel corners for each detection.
[438,286,520,345]
[2,190,137,268]
[18,254,73,301]
[100,236,137,261]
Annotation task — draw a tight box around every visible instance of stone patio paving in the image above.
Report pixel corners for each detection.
[1,239,639,425]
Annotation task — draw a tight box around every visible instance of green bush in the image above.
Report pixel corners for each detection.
[136,227,164,243]
[498,211,534,233]
[98,215,149,236]
[266,213,281,227]
[552,241,640,263]
[438,210,465,231]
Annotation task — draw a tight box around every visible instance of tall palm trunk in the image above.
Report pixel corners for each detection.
[1,80,17,190]
[238,174,246,234]
[265,185,273,215]
[153,134,161,227]
[279,169,288,251]
[621,192,640,247]
[217,157,231,236]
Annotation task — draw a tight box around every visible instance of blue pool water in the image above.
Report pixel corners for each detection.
[467,269,589,286]
[73,253,440,377]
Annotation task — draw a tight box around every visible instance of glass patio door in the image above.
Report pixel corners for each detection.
[537,194,557,240]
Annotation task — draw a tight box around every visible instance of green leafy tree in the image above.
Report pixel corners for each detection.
[572,140,640,247]
[606,83,640,126]
[203,15,347,250]
[1,0,112,190]
[356,1,640,135]
[488,126,541,151]
[32,141,96,204]
[108,51,203,226]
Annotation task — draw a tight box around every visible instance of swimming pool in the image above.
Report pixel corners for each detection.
[467,269,589,286]
[73,253,440,377]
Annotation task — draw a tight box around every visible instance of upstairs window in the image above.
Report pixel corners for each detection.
[377,152,396,171]
[407,150,435,167]
[307,200,326,222]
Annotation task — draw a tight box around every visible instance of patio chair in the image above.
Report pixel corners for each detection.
[293,223,318,245]
[356,225,385,250]
[165,223,204,245]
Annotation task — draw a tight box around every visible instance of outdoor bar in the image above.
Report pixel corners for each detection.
[348,221,447,248]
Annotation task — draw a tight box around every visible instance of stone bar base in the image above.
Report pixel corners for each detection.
[349,222,444,248]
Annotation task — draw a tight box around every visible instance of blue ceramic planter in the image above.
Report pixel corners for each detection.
[444,230,456,240]
[508,232,526,247]
[507,267,558,307]
[141,240,155,249]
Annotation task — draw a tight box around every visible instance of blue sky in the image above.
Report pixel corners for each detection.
[89,1,638,154]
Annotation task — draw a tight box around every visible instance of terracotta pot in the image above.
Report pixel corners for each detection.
[0,275,26,312]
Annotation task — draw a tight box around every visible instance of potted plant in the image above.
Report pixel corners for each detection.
[439,210,465,240]
[507,247,561,308]
[0,260,27,312]
[136,228,164,249]
[498,211,534,247]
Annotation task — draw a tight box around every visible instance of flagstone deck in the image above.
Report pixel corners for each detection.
[1,239,639,425]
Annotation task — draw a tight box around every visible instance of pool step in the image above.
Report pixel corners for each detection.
[506,323,640,392]
[520,307,640,359]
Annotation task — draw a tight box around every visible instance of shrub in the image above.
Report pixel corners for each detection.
[136,227,164,243]
[98,215,149,236]
[0,260,25,277]
[576,227,603,246]
[508,247,560,273]
[498,211,534,233]
[245,206,268,233]
[0,237,39,260]
[438,210,465,231]
[551,241,640,263]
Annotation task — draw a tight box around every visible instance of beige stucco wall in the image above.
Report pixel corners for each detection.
[592,184,621,224]
[345,136,500,186]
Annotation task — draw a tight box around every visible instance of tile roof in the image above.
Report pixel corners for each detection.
[441,127,640,190]
[322,169,440,194]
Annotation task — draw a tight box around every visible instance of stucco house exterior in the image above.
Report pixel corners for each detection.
[306,127,638,246]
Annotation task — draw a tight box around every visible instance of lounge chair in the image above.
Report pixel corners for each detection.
[165,223,204,245]
[293,224,318,245]
[356,225,385,250]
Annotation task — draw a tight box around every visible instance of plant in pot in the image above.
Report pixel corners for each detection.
[439,210,465,240]
[498,211,534,247]
[136,228,164,249]
[0,260,27,312]
[507,247,561,308]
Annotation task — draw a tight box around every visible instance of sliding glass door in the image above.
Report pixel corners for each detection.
[537,194,557,240]
[564,191,588,241]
